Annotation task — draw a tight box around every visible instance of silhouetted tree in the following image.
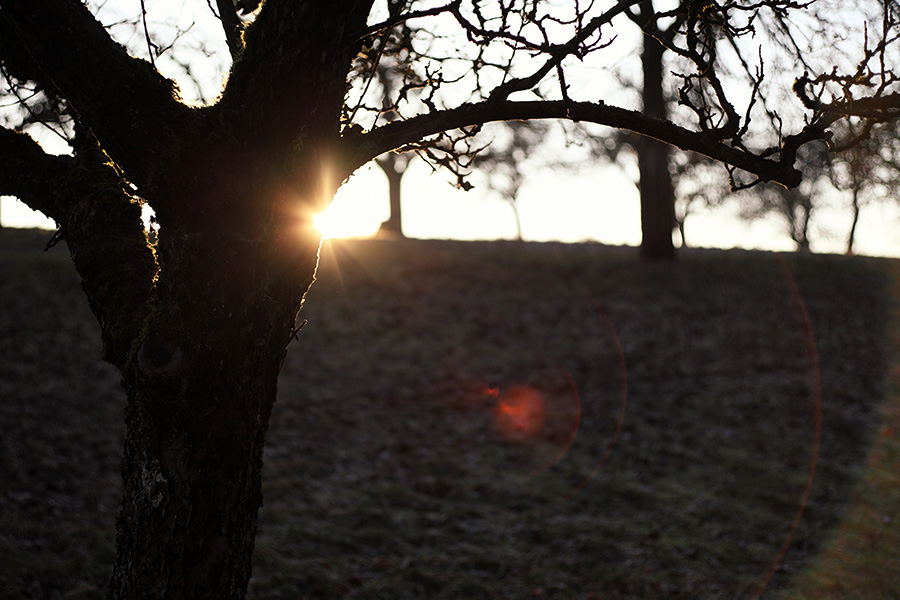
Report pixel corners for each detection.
[374,150,410,235]
[741,141,828,252]
[826,118,900,254]
[631,0,678,259]
[367,23,419,237]
[582,0,888,258]
[0,0,892,597]
[366,30,550,239]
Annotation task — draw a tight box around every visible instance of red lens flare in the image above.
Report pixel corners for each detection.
[486,373,583,478]
[494,385,547,441]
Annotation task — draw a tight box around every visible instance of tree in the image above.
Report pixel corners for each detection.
[740,141,828,252]
[0,0,889,597]
[554,1,682,258]
[631,0,678,259]
[581,0,879,258]
[740,120,900,255]
[376,120,554,240]
[738,1,900,254]
[363,26,552,240]
[374,151,411,235]
[363,16,418,237]
[470,120,554,240]
[827,118,900,254]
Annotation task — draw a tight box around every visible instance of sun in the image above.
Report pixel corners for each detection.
[313,185,385,239]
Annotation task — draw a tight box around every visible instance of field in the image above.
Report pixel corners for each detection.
[2,227,899,599]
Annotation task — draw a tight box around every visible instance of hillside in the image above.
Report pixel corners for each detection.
[1,229,897,599]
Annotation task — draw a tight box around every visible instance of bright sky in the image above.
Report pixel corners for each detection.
[3,0,898,258]
[4,159,900,257]
[308,158,900,257]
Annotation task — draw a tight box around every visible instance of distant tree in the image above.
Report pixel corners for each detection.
[670,150,732,247]
[581,0,882,259]
[361,17,420,237]
[631,0,678,259]
[572,2,681,259]
[789,3,900,253]
[475,122,535,240]
[0,0,892,597]
[827,118,900,254]
[374,150,411,235]
[456,120,552,240]
[363,26,551,239]
[377,121,553,241]
[741,2,900,255]
[740,141,829,252]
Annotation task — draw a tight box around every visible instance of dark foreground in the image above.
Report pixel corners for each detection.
[1,229,897,599]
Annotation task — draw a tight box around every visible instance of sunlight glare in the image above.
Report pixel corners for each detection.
[313,188,384,239]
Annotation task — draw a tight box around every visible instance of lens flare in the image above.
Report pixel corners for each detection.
[494,385,546,440]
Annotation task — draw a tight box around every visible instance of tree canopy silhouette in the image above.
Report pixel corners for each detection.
[0,0,897,597]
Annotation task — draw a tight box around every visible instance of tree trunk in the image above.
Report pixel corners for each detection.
[637,20,676,260]
[376,153,406,237]
[795,204,813,253]
[508,199,524,241]
[676,212,687,248]
[107,223,321,598]
[110,354,278,598]
[846,187,860,255]
[85,1,357,591]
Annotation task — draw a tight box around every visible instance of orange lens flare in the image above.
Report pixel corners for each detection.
[494,386,546,440]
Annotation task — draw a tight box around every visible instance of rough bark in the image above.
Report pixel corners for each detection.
[0,0,190,193]
[0,127,157,366]
[109,226,320,598]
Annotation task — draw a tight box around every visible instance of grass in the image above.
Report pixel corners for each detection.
[1,229,898,598]
[776,263,900,600]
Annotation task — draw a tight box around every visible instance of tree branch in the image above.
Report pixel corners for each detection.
[339,99,807,189]
[0,126,74,221]
[215,0,245,60]
[216,0,375,163]
[0,125,156,368]
[487,0,639,102]
[0,0,191,190]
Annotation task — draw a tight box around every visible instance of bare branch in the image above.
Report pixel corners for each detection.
[0,125,74,221]
[214,0,245,59]
[139,0,159,66]
[795,72,900,118]
[340,99,806,188]
[0,0,191,190]
[353,2,459,42]
[487,0,640,102]
[0,124,156,366]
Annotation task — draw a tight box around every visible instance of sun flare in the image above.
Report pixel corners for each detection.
[313,193,383,239]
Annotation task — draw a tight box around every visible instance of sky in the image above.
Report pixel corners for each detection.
[3,0,899,258]
[307,158,900,257]
[5,156,900,257]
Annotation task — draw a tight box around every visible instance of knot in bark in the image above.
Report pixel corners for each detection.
[137,335,185,378]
